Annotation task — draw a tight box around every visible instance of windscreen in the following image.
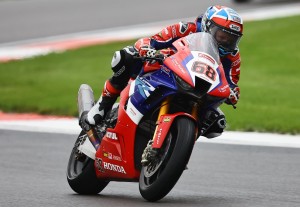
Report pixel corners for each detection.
[184,32,220,63]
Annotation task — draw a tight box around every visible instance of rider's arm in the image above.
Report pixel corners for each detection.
[221,51,241,105]
[134,21,198,51]
[221,50,241,88]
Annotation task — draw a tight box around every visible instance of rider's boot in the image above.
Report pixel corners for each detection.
[200,108,226,139]
[79,80,121,130]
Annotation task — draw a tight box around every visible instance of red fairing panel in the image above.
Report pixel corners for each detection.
[94,85,140,181]
[152,113,197,149]
[164,39,194,87]
[208,64,230,98]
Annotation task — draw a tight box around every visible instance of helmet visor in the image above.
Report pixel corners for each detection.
[209,23,242,52]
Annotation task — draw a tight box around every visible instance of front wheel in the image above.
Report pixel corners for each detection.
[139,117,196,201]
[66,131,109,194]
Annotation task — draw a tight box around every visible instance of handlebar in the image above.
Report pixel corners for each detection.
[134,54,165,64]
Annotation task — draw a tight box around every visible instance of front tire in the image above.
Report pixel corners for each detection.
[66,131,109,194]
[139,117,196,201]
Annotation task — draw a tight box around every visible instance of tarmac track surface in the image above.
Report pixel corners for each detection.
[1,129,300,207]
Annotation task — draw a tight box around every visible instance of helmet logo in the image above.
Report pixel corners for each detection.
[231,15,242,24]
[229,24,241,32]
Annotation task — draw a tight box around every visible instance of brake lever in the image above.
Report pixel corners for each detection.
[133,55,165,64]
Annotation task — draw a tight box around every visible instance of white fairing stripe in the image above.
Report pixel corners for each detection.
[187,51,220,91]
[78,137,96,160]
[129,80,136,96]
[126,99,143,125]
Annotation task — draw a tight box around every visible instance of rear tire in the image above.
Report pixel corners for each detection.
[139,117,196,201]
[66,131,109,194]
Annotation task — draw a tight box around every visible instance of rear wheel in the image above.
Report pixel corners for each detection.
[139,117,196,201]
[67,131,109,194]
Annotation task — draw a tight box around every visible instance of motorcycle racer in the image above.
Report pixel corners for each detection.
[80,5,243,138]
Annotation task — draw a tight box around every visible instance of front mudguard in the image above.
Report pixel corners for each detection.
[151,112,198,149]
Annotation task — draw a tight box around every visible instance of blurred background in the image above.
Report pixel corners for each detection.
[0,0,299,43]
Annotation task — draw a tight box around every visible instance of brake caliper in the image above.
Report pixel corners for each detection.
[141,140,158,166]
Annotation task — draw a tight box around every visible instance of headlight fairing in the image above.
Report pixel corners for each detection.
[175,74,212,99]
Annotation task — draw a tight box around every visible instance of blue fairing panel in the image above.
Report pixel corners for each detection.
[130,67,178,114]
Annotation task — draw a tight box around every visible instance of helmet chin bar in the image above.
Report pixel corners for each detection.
[208,22,242,52]
[200,5,243,53]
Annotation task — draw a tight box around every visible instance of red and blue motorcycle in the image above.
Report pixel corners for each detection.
[67,32,230,202]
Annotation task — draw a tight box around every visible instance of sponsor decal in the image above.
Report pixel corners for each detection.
[198,53,215,64]
[104,152,113,159]
[103,162,126,174]
[161,65,171,76]
[163,117,171,122]
[112,155,122,161]
[103,151,122,161]
[105,131,118,140]
[172,26,177,38]
[231,59,241,67]
[95,158,105,173]
[129,107,136,116]
[219,84,229,93]
[113,66,125,77]
[126,100,143,124]
[171,57,186,74]
[231,15,241,24]
[229,24,241,32]
[156,128,163,145]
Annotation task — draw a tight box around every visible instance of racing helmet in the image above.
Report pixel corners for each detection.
[201,5,243,54]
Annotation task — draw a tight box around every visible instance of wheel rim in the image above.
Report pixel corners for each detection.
[67,135,90,179]
[142,131,174,186]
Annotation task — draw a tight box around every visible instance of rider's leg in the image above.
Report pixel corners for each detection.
[86,80,120,125]
[200,107,227,138]
[81,46,140,127]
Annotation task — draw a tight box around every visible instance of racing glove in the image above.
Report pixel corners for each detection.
[225,87,240,105]
[139,45,158,58]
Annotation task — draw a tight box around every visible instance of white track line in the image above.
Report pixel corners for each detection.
[198,131,300,148]
[0,118,300,148]
[0,118,81,135]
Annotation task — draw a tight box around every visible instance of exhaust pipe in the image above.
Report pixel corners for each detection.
[77,84,100,149]
[77,84,95,118]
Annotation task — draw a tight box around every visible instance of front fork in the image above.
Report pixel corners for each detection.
[156,97,199,124]
[153,97,199,143]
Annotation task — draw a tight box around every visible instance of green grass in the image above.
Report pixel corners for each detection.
[0,15,300,134]
[0,41,135,116]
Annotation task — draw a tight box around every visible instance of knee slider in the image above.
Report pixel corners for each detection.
[111,50,124,69]
[217,115,226,129]
[111,47,136,70]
